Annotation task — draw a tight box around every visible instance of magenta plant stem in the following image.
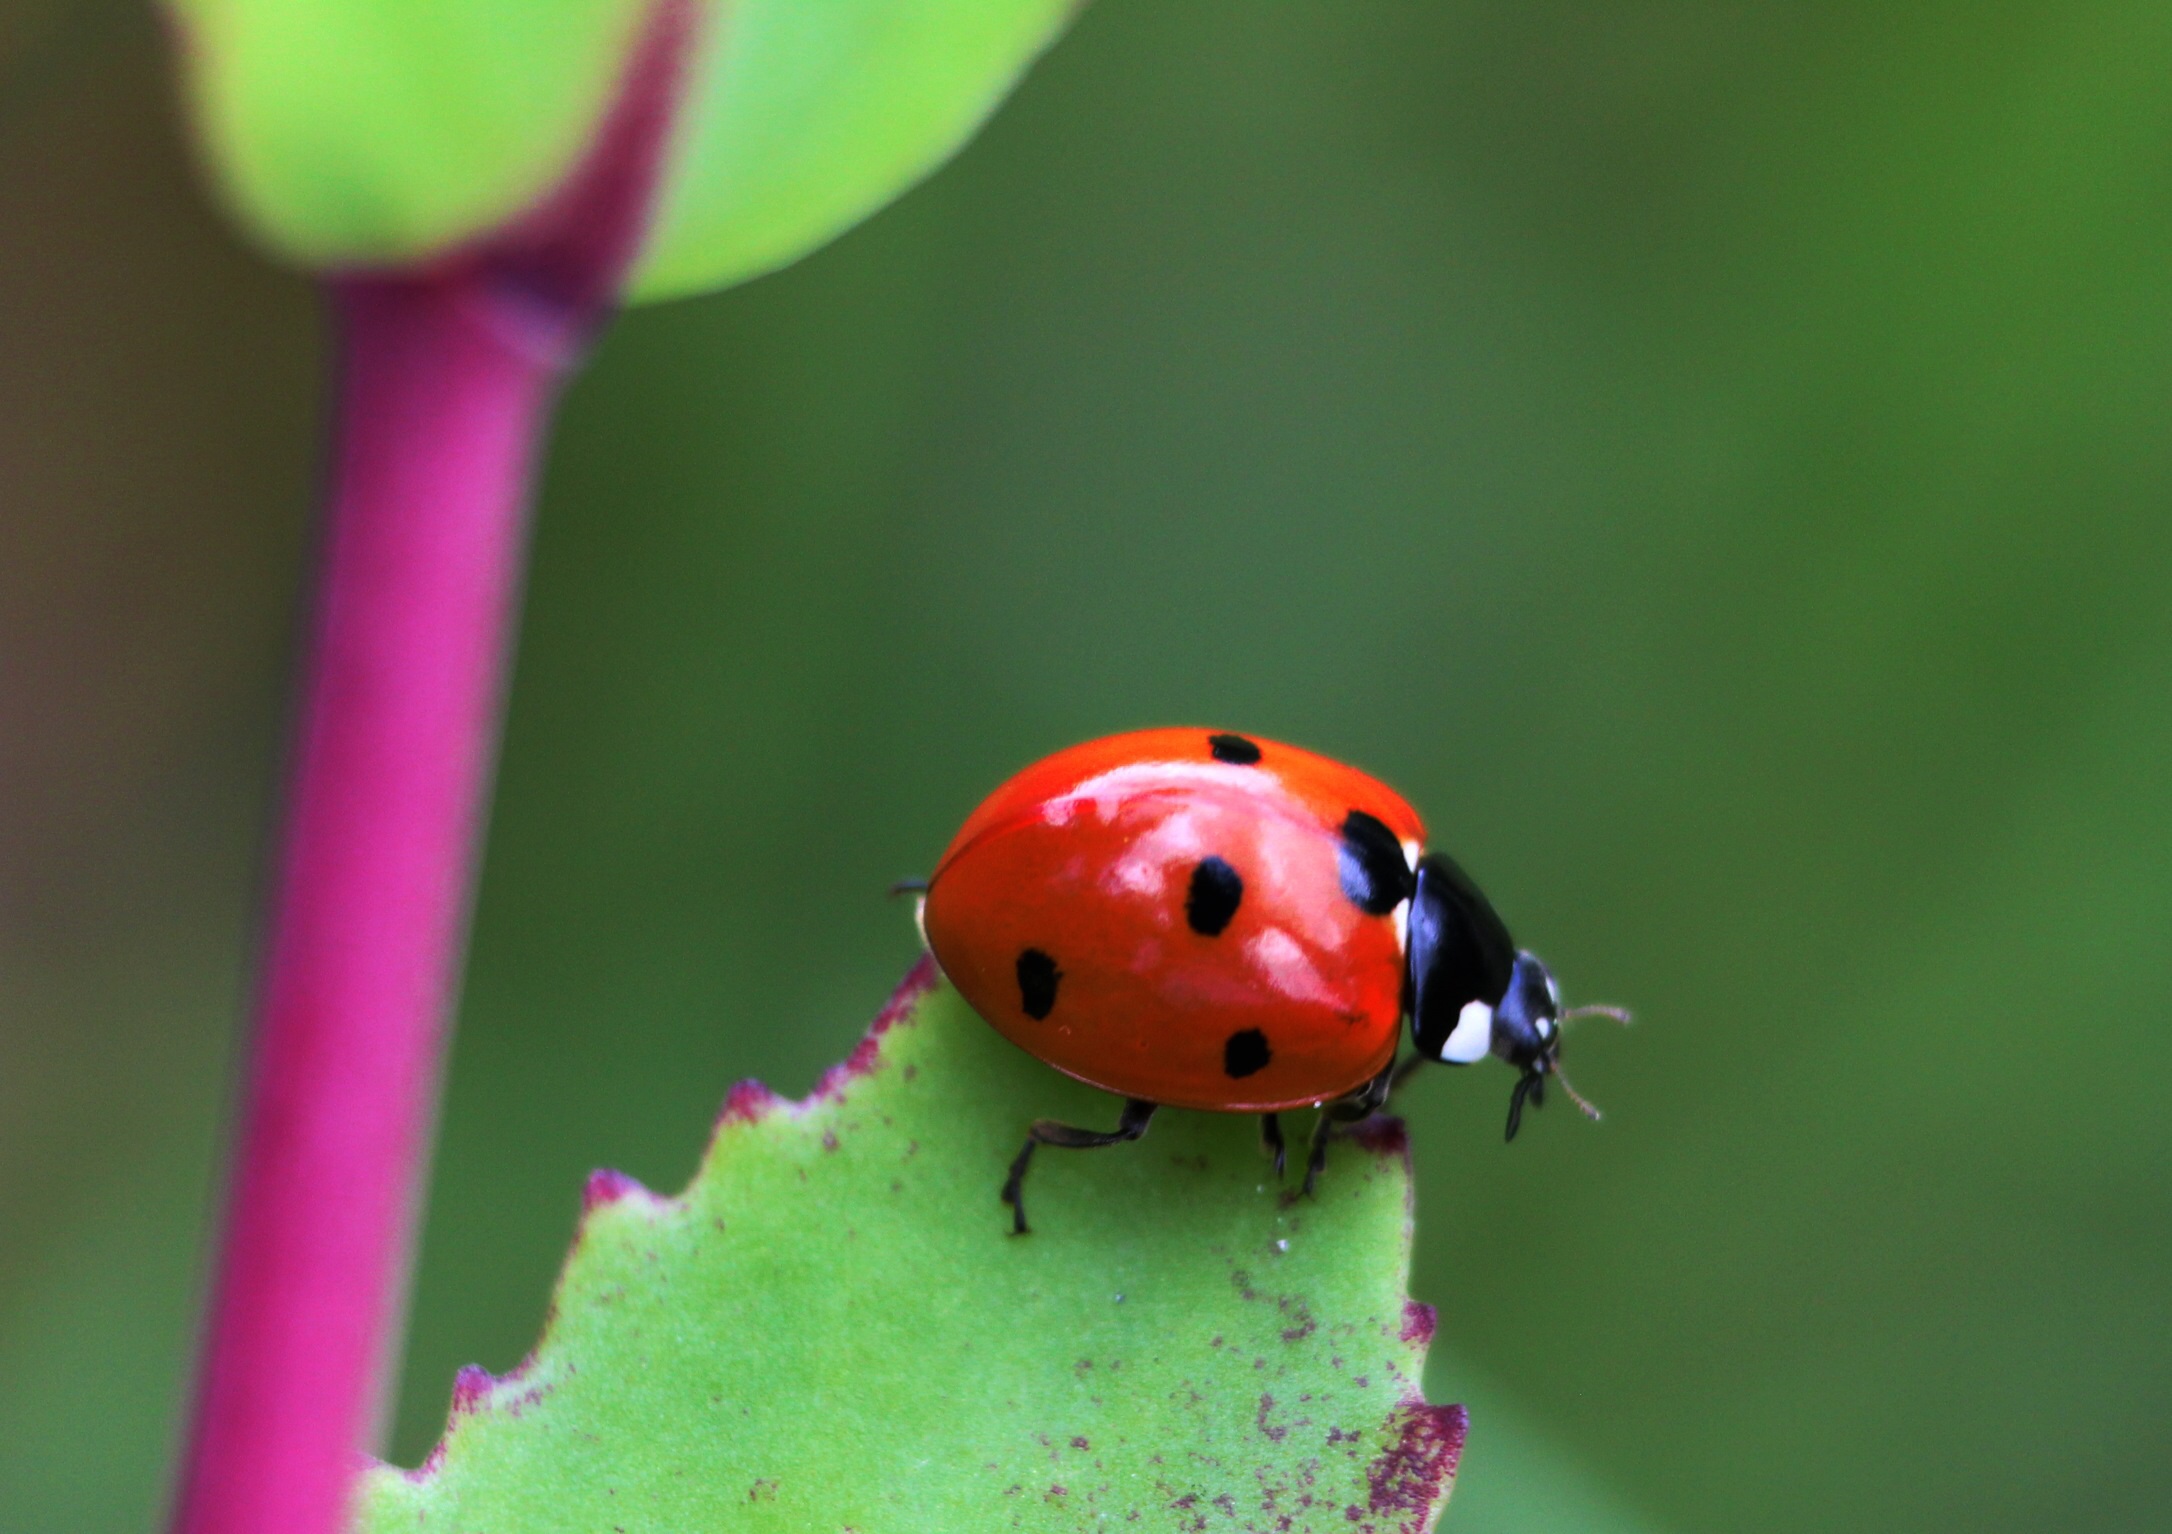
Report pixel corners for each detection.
[171,274,568,1534]
[168,9,697,1532]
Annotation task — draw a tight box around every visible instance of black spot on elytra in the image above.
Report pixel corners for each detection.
[1224,1028,1272,1079]
[1016,949,1061,1019]
[1186,856,1244,936]
[1338,809,1413,916]
[1208,733,1263,765]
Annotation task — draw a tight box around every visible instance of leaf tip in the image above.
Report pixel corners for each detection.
[1366,1402,1471,1532]
[406,1357,557,1484]
[581,1167,660,1213]
[448,1364,494,1417]
[717,1078,783,1126]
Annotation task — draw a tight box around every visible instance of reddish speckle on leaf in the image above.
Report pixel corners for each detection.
[1346,1115,1409,1157]
[1365,1403,1468,1529]
[1256,1393,1288,1443]
[1399,1302,1437,1347]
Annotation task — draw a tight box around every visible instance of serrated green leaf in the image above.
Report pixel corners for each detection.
[357,961,1464,1532]
[165,0,1077,300]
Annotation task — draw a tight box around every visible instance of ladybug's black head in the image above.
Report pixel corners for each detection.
[1406,854,1625,1141]
[1492,949,1564,1072]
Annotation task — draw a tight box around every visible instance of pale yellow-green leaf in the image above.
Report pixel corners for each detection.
[164,0,1079,301]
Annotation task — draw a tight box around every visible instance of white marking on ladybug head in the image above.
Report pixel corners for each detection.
[1401,838,1421,874]
[1391,898,1410,954]
[1439,999,1494,1064]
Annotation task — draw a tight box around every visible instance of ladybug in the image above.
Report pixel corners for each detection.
[915,728,1626,1233]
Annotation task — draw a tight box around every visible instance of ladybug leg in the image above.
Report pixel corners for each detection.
[1302,1064,1397,1196]
[1503,1069,1542,1142]
[1301,1113,1335,1196]
[1260,1113,1287,1180]
[1000,1097,1157,1236]
[1349,1062,1396,1117]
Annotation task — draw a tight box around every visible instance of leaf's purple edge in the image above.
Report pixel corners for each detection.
[1400,1300,1437,1347]
[580,1166,653,1213]
[717,1077,784,1127]
[394,954,1465,1530]
[402,956,942,1483]
[1369,1404,1470,1528]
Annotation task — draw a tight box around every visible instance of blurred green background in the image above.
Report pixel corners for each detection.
[4,1,2170,1530]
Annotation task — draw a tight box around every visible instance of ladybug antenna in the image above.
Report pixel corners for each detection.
[1548,1060,1604,1123]
[1559,1003,1633,1029]
[888,877,930,898]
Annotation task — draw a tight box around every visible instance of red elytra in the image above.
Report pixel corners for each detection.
[921,728,1625,1233]
[923,728,1424,1113]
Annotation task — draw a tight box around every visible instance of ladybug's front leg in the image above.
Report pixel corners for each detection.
[1000,1098,1157,1235]
[1302,1064,1397,1196]
[1260,1113,1287,1180]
